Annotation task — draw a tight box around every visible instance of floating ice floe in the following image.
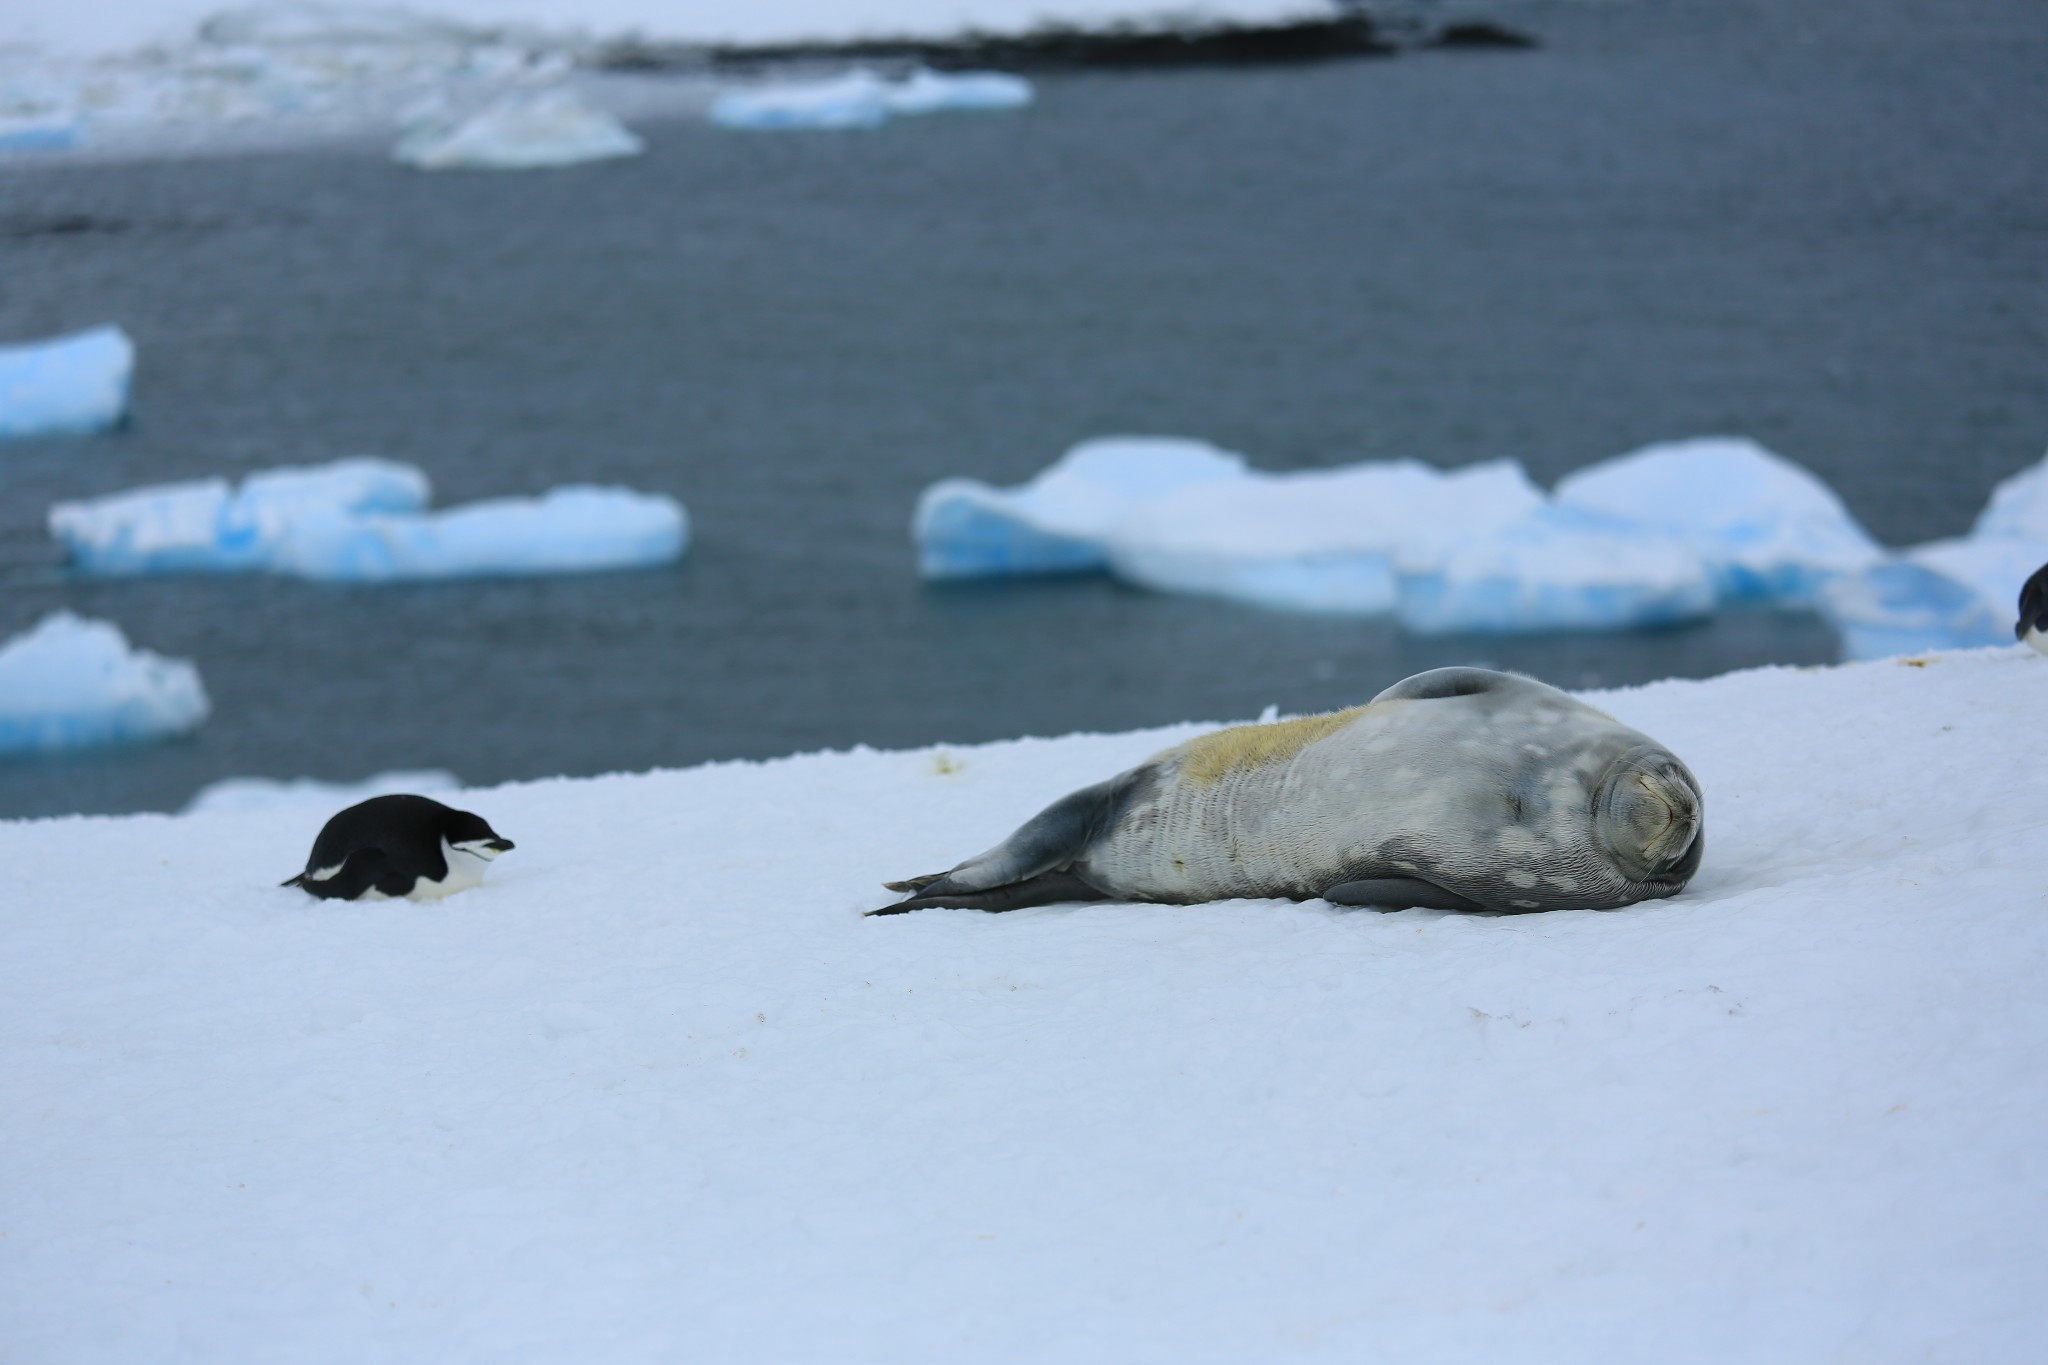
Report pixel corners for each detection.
[0,118,82,153]
[1398,504,1718,634]
[0,613,209,754]
[50,457,432,576]
[51,460,688,582]
[185,768,460,815]
[393,89,644,170]
[1819,448,2048,658]
[1554,436,1882,603]
[916,437,1247,579]
[0,325,135,439]
[921,433,1914,635]
[268,485,689,582]
[1106,459,1543,614]
[711,67,1032,131]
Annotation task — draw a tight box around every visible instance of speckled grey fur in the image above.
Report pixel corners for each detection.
[875,667,1703,915]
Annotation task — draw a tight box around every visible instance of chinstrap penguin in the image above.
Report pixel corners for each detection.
[2017,562,2048,656]
[283,794,514,901]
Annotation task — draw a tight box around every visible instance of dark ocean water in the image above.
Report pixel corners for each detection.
[1,0,2044,819]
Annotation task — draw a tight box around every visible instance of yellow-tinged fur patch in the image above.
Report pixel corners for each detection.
[1167,704,1379,787]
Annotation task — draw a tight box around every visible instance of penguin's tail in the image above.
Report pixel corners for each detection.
[280,873,307,889]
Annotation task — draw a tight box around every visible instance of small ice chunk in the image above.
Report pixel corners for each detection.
[1554,436,1881,603]
[0,325,135,439]
[268,485,688,582]
[711,70,893,131]
[882,69,1033,115]
[914,437,1249,579]
[712,67,1032,131]
[185,769,460,815]
[0,613,209,754]
[1106,459,1543,614]
[50,458,431,577]
[1398,505,1718,634]
[394,90,644,170]
[0,118,82,153]
[1819,559,2012,661]
[1970,449,2048,541]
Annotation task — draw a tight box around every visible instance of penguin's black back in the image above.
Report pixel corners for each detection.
[287,794,493,900]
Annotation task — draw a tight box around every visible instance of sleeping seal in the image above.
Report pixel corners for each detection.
[873,667,1701,915]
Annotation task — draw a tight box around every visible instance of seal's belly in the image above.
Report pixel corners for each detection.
[1075,757,1394,901]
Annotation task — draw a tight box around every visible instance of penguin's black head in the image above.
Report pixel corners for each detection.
[2017,563,2048,642]
[441,805,515,857]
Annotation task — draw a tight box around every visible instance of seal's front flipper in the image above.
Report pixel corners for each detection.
[866,871,1110,916]
[1322,877,1486,912]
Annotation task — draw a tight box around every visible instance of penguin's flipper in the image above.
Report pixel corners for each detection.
[1321,877,1488,913]
[291,847,395,901]
[867,871,1110,916]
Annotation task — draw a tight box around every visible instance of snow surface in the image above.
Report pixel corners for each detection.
[0,325,135,439]
[711,67,1032,131]
[185,768,461,814]
[392,87,643,168]
[0,612,209,753]
[5,0,1328,57]
[3,648,2045,1359]
[50,462,689,582]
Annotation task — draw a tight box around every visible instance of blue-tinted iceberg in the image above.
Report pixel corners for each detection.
[1819,448,2048,658]
[0,613,209,754]
[1397,505,1718,635]
[50,458,433,576]
[185,769,459,815]
[51,461,687,582]
[1970,449,2048,541]
[915,437,1248,579]
[1105,460,1543,614]
[712,67,1032,131]
[1819,560,2011,660]
[1553,437,1881,603]
[0,325,134,438]
[394,90,644,170]
[268,486,688,582]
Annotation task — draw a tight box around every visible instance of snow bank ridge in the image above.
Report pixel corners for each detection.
[0,612,209,754]
[0,325,135,439]
[50,458,689,582]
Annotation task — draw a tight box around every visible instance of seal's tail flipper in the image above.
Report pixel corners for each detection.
[867,871,1111,916]
[1322,877,1488,913]
[872,770,1153,916]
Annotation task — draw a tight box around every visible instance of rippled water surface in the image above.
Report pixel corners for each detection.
[2,0,2044,818]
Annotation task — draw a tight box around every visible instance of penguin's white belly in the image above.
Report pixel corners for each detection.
[2026,624,2048,657]
[402,838,491,901]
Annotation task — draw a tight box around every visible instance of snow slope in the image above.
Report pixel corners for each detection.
[4,648,2045,1360]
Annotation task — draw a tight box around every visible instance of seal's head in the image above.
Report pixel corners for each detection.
[1591,743,1704,897]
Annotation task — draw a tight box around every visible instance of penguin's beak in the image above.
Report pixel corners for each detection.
[485,837,515,853]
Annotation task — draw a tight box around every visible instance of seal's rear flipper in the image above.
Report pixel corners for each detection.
[1322,877,1487,912]
[867,871,1110,916]
[1370,667,1511,704]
